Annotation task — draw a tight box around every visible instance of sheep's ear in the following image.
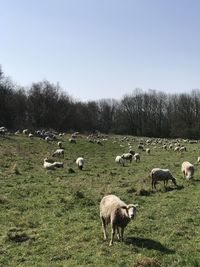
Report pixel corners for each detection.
[133,204,139,208]
[120,205,128,209]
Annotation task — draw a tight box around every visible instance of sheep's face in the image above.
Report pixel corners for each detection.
[127,204,137,219]
[172,177,177,186]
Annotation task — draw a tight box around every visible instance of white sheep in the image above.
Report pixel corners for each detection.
[146,148,150,154]
[181,161,194,180]
[121,153,132,163]
[115,156,125,166]
[100,194,138,246]
[69,138,76,144]
[150,168,177,189]
[197,157,200,163]
[129,149,135,155]
[179,146,187,152]
[133,153,140,163]
[52,149,64,157]
[53,161,64,168]
[23,129,28,135]
[43,158,56,170]
[76,157,84,170]
[174,146,179,152]
[45,136,51,143]
[57,141,63,148]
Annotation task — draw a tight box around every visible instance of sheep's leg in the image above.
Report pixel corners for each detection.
[117,227,120,240]
[100,216,107,240]
[109,224,116,246]
[121,228,124,242]
[151,179,154,189]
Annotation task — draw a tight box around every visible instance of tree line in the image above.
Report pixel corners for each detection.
[1,66,200,138]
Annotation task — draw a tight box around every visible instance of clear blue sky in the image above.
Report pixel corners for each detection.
[1,0,200,101]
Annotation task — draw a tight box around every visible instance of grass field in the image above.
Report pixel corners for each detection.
[0,134,199,267]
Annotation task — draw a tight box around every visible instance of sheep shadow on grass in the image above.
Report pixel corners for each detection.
[125,237,175,254]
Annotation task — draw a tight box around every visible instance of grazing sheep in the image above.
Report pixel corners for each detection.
[197,157,200,163]
[129,149,135,155]
[115,156,125,167]
[29,133,33,138]
[53,161,64,168]
[181,161,194,180]
[179,146,187,152]
[57,141,63,148]
[76,157,84,170]
[121,153,133,163]
[138,144,144,150]
[146,148,150,154]
[169,144,173,150]
[150,168,177,189]
[69,138,76,144]
[162,144,167,150]
[45,136,51,143]
[43,158,56,170]
[174,146,179,152]
[52,149,64,157]
[100,195,138,246]
[133,153,140,163]
[23,129,28,135]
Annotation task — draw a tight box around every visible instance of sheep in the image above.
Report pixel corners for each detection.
[129,149,135,155]
[52,149,64,157]
[100,194,138,246]
[23,129,28,135]
[197,157,200,163]
[121,153,133,163]
[43,158,56,170]
[138,144,144,150]
[53,161,64,168]
[181,161,194,180]
[150,168,177,189]
[45,136,51,143]
[43,158,64,169]
[162,144,167,150]
[179,146,187,152]
[133,153,140,163]
[29,133,33,138]
[69,138,76,144]
[57,141,63,148]
[115,156,125,167]
[174,146,179,152]
[146,148,150,154]
[76,157,84,170]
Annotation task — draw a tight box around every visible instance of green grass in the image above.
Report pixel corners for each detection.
[0,134,200,267]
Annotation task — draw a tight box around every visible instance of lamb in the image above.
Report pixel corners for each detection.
[100,194,138,246]
[133,153,140,163]
[150,168,177,189]
[181,161,194,180]
[52,149,64,157]
[76,157,84,170]
[121,153,133,163]
[115,156,125,166]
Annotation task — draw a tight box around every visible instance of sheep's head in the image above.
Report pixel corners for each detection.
[172,177,177,186]
[121,204,138,219]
